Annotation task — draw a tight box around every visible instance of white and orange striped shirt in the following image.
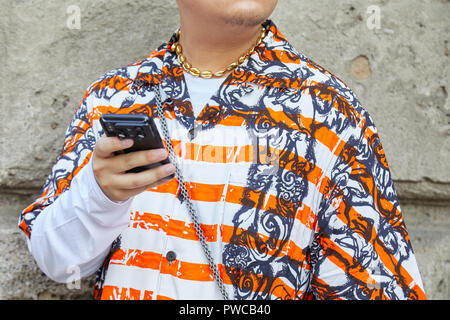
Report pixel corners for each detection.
[19,20,426,300]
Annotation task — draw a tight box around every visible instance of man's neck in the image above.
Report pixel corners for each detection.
[178,20,262,76]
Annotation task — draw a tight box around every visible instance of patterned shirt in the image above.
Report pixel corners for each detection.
[19,19,426,300]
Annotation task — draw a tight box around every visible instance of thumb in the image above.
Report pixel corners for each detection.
[94,135,134,158]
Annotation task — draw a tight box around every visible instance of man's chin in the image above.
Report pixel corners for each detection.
[222,11,268,27]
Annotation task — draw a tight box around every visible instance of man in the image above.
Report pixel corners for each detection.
[19,0,426,300]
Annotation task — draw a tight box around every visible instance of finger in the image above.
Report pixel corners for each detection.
[112,148,168,173]
[139,175,175,191]
[94,136,134,159]
[116,176,175,200]
[112,163,176,190]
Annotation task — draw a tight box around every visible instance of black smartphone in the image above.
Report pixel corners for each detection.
[100,113,174,178]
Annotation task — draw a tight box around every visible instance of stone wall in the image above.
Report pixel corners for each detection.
[0,0,448,299]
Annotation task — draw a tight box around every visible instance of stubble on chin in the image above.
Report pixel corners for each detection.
[222,11,267,27]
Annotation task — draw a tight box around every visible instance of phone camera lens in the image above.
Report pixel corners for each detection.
[117,129,127,140]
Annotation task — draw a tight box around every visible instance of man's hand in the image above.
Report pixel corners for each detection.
[92,136,176,203]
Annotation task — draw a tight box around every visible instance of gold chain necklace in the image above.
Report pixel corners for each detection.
[170,26,267,79]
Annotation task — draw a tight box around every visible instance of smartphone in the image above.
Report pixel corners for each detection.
[100,113,174,178]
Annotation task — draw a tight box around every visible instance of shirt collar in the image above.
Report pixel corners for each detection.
[132,19,301,92]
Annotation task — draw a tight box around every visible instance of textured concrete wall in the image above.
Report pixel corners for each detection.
[0,0,448,299]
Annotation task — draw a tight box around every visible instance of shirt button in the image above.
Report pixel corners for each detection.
[166,251,177,263]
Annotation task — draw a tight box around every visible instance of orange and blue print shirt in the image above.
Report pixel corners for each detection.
[19,20,426,300]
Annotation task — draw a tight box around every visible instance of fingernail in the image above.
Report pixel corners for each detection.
[166,164,175,173]
[122,139,133,147]
[158,149,168,158]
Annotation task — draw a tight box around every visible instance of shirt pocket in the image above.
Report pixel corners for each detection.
[220,163,280,248]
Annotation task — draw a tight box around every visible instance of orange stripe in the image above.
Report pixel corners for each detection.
[161,257,216,282]
[150,180,249,203]
[55,152,93,195]
[101,277,301,300]
[319,237,389,300]
[342,135,410,244]
[90,101,348,163]
[168,139,329,193]
[311,276,342,300]
[284,239,309,264]
[225,184,317,232]
[18,220,31,238]
[227,71,363,127]
[128,211,311,265]
[319,128,412,250]
[129,211,218,242]
[61,122,90,157]
[173,140,256,164]
[135,64,182,85]
[100,285,153,300]
[109,248,222,282]
[333,196,426,299]
[257,48,301,65]
[150,177,179,194]
[100,285,174,300]
[295,203,317,231]
[148,179,226,203]
[225,267,301,299]
[355,127,409,244]
[90,75,132,94]
[90,105,151,120]
[217,114,246,126]
[156,295,174,300]
[109,248,300,299]
[216,106,348,159]
[148,180,319,238]
[225,184,261,208]
[110,249,162,270]
[90,104,178,122]
[185,181,226,203]
[127,214,314,284]
[183,143,255,164]
[222,225,310,267]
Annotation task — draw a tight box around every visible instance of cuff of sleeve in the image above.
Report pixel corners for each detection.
[79,158,134,228]
[85,158,134,208]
